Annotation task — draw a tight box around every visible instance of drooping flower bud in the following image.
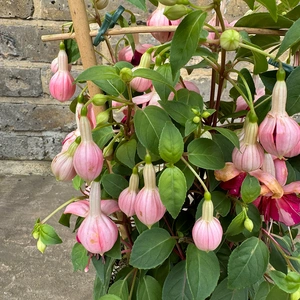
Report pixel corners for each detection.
[192,193,223,252]
[164,4,192,20]
[232,115,264,172]
[51,57,71,73]
[73,109,104,183]
[244,217,254,232]
[91,94,108,106]
[119,168,140,217]
[147,3,181,43]
[51,140,78,181]
[220,29,241,51]
[49,42,76,102]
[259,71,300,158]
[94,0,108,9]
[134,155,166,227]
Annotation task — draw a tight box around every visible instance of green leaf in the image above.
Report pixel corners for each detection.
[177,89,203,109]
[134,106,171,156]
[252,50,268,74]
[228,237,269,289]
[170,10,207,76]
[93,126,114,149]
[187,138,225,170]
[207,127,240,149]
[125,0,146,11]
[64,39,80,63]
[116,139,137,169]
[162,261,193,300]
[76,65,119,82]
[241,174,261,203]
[130,228,176,269]
[108,280,129,299]
[243,0,255,9]
[269,270,300,294]
[256,0,277,22]
[59,212,71,227]
[133,68,175,93]
[93,78,125,96]
[99,295,122,300]
[71,243,89,272]
[133,215,159,234]
[286,67,300,115]
[276,18,300,59]
[137,276,162,300]
[210,278,248,300]
[101,173,128,199]
[159,122,184,164]
[158,166,187,219]
[266,285,289,300]
[186,244,220,300]
[225,210,247,236]
[234,13,293,29]
[211,191,231,217]
[106,236,121,259]
[254,281,272,300]
[72,174,84,191]
[39,224,62,245]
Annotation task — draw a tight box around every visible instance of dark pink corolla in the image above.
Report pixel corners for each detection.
[147,3,181,43]
[73,109,104,183]
[118,168,139,217]
[258,75,300,158]
[49,42,76,102]
[192,195,223,252]
[134,156,166,227]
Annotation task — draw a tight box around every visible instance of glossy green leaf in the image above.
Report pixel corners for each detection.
[162,261,193,300]
[134,106,171,156]
[108,279,129,299]
[64,38,80,63]
[228,237,269,289]
[177,89,203,109]
[106,236,121,259]
[137,276,162,300]
[92,126,114,149]
[211,191,231,217]
[276,18,300,59]
[72,175,84,191]
[76,65,119,82]
[187,138,225,170]
[170,10,207,76]
[256,0,277,22]
[93,78,125,96]
[148,258,170,287]
[39,224,62,245]
[101,173,128,199]
[207,127,240,149]
[116,139,137,169]
[186,244,220,300]
[210,278,248,300]
[241,174,261,203]
[266,285,289,300]
[286,67,300,115]
[159,166,187,219]
[254,281,272,300]
[235,13,293,29]
[225,210,247,236]
[269,270,300,294]
[133,216,159,234]
[130,228,176,269]
[71,243,89,272]
[125,0,146,11]
[159,122,184,164]
[99,295,122,300]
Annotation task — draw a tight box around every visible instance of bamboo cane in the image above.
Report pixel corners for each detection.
[41,25,287,42]
[67,0,102,115]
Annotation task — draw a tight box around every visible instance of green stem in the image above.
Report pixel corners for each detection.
[180,156,209,193]
[128,268,138,300]
[41,197,84,224]
[239,42,277,61]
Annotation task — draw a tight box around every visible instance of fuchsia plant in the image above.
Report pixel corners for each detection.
[32,0,300,298]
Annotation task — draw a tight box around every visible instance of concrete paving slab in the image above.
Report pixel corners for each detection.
[0,172,95,300]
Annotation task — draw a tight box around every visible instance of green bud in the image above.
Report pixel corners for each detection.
[204,191,211,201]
[164,5,192,20]
[158,0,177,6]
[220,29,241,51]
[37,238,47,253]
[244,218,254,232]
[191,108,200,116]
[276,67,286,81]
[91,94,108,106]
[120,67,133,83]
[96,110,110,125]
[94,0,109,9]
[193,116,201,124]
[201,111,211,118]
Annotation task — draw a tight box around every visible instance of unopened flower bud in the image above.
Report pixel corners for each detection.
[37,238,47,253]
[201,111,211,118]
[193,116,201,124]
[94,0,108,9]
[120,67,133,83]
[244,217,254,232]
[159,0,177,5]
[164,4,192,20]
[96,110,110,125]
[220,29,241,51]
[91,94,108,106]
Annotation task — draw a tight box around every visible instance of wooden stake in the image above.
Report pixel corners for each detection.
[67,0,102,115]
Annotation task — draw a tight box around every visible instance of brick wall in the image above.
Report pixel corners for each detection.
[0,0,248,161]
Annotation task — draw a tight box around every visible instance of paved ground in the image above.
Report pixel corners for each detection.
[0,161,95,300]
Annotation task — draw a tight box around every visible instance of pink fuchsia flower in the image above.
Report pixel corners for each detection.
[147,3,181,44]
[134,155,166,227]
[132,87,161,108]
[51,140,78,181]
[49,42,76,102]
[73,108,104,183]
[51,56,71,73]
[232,117,265,172]
[62,129,80,152]
[168,80,200,100]
[258,73,300,158]
[74,181,119,255]
[192,193,223,252]
[118,168,139,217]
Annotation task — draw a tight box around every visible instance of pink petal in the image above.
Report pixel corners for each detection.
[64,200,90,217]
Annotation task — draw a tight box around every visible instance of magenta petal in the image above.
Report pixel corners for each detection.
[64,200,90,217]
